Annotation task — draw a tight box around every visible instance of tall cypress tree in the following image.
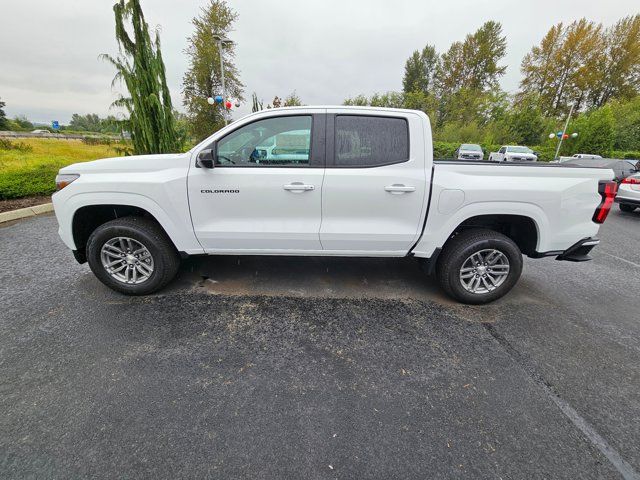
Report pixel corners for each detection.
[0,98,8,130]
[102,0,181,154]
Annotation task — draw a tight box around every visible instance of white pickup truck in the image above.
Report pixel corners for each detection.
[489,146,538,162]
[52,107,617,304]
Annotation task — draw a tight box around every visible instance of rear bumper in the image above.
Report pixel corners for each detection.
[532,237,600,262]
[615,197,640,207]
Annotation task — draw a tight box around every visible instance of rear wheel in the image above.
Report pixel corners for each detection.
[86,217,180,295]
[619,203,637,213]
[435,229,523,304]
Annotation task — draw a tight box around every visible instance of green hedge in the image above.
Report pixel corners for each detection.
[0,164,60,198]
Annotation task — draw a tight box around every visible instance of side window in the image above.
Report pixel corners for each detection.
[216,116,312,167]
[499,147,506,154]
[334,115,409,167]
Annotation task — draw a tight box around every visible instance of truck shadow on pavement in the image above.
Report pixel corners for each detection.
[164,254,543,316]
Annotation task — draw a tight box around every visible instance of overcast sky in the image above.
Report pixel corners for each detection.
[0,0,637,124]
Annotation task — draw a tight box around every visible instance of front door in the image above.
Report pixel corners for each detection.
[188,113,325,253]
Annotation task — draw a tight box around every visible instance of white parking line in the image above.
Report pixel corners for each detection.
[600,251,640,269]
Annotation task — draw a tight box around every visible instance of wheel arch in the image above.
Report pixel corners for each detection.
[57,192,204,260]
[71,204,179,263]
[448,214,539,256]
[412,201,549,259]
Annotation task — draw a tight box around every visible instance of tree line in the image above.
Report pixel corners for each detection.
[345,16,640,157]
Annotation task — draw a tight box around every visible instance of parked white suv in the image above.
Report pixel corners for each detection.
[616,173,640,213]
[489,146,538,162]
[52,107,617,304]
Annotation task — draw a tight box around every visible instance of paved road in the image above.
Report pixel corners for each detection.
[1,208,639,479]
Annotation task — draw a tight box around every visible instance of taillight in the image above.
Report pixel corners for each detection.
[621,176,640,185]
[592,180,618,224]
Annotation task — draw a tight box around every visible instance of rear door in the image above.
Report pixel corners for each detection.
[319,110,428,254]
[188,112,326,253]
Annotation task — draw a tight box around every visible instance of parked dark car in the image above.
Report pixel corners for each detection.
[563,158,639,182]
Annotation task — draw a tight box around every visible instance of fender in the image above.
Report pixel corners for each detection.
[56,192,205,254]
[411,201,547,258]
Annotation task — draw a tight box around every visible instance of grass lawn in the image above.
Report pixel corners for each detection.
[0,138,120,199]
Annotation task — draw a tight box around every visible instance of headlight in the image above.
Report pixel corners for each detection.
[55,174,80,191]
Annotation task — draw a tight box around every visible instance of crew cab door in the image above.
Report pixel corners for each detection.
[320,110,429,254]
[188,112,325,253]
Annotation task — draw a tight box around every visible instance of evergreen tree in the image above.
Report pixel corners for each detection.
[251,93,264,113]
[182,0,243,141]
[0,98,8,130]
[102,0,181,154]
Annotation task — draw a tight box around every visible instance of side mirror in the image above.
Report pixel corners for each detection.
[197,148,215,168]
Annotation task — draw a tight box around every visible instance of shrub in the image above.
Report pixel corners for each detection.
[0,138,33,153]
[81,136,113,146]
[611,150,640,160]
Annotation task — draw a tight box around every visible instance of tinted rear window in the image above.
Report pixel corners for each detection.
[335,115,409,167]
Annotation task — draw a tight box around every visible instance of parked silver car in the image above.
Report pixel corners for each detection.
[616,173,640,213]
[455,143,484,160]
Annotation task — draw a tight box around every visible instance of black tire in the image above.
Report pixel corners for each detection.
[435,229,523,304]
[619,203,636,213]
[86,216,180,295]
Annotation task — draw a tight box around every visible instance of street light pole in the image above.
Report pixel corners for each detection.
[212,34,233,126]
[554,101,576,160]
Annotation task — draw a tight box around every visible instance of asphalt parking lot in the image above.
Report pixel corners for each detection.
[1,208,639,479]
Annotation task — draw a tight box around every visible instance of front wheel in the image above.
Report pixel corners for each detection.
[435,229,523,304]
[619,203,637,213]
[86,217,181,295]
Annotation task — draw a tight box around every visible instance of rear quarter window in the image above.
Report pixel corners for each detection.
[335,115,409,167]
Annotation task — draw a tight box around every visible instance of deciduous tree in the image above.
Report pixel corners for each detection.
[434,21,507,125]
[402,45,438,95]
[588,15,640,107]
[283,91,303,106]
[520,19,604,116]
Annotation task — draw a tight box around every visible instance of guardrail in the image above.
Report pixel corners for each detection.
[0,131,123,140]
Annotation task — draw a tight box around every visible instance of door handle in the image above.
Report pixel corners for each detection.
[283,182,315,192]
[385,184,416,194]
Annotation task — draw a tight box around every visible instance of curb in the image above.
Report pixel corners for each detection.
[0,203,54,224]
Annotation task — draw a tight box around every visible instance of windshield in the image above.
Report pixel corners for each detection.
[461,144,482,152]
[508,146,533,154]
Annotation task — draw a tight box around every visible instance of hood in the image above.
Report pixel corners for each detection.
[59,152,190,174]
